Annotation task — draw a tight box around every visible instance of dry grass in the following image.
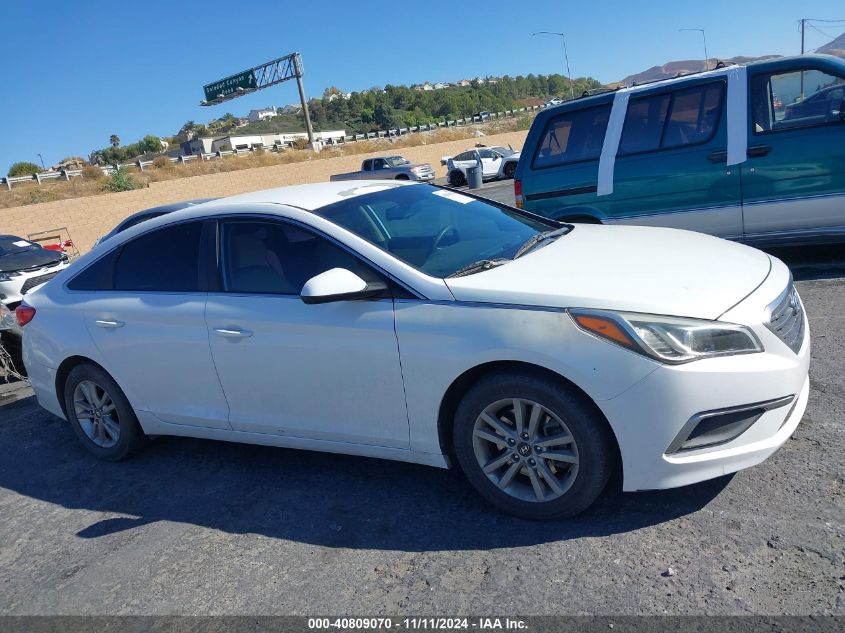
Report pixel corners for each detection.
[0,118,531,210]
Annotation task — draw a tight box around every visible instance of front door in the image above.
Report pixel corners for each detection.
[205,218,410,448]
[742,64,845,240]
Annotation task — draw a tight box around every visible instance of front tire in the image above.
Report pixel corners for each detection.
[503,162,517,179]
[453,371,614,520]
[63,363,147,461]
[448,170,466,187]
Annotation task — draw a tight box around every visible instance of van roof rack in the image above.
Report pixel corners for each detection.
[630,60,737,88]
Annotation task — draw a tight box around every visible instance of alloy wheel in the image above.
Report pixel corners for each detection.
[472,398,579,503]
[73,380,120,448]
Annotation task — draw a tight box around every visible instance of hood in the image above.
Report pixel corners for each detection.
[445,224,772,320]
[0,248,63,273]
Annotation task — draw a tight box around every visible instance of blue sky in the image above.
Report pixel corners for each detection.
[1,0,842,175]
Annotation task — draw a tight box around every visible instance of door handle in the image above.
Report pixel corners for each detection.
[746,145,771,158]
[95,320,125,329]
[214,328,253,338]
[706,150,728,163]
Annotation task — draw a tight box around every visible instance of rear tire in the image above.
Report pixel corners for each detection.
[63,363,148,461]
[453,371,614,520]
[448,170,466,187]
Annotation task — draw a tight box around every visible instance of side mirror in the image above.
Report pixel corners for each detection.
[300,268,387,305]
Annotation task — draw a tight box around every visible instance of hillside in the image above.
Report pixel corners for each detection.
[818,32,845,57]
[619,31,845,85]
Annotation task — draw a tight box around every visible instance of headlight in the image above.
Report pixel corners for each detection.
[0,271,20,282]
[570,309,763,364]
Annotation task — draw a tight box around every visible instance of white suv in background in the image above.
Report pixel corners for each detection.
[445,146,521,186]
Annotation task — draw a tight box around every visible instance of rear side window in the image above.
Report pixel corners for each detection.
[113,221,203,292]
[532,104,611,169]
[618,82,724,156]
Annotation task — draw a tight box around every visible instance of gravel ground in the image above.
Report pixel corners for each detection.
[0,200,842,615]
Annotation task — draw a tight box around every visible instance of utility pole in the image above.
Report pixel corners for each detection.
[800,19,806,99]
[531,32,575,99]
[679,28,709,71]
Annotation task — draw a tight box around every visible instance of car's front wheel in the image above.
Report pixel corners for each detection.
[448,170,466,187]
[503,162,517,179]
[63,363,148,461]
[453,371,614,520]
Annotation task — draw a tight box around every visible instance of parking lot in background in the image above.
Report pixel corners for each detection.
[0,183,843,615]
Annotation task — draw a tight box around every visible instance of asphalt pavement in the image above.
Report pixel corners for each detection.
[0,186,843,615]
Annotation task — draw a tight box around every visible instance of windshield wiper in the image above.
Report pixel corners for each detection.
[513,227,572,259]
[446,258,509,278]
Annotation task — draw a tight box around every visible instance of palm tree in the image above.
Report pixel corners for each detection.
[109,134,120,147]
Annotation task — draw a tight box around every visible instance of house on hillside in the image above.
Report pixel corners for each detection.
[281,104,302,114]
[248,107,278,123]
[457,79,471,87]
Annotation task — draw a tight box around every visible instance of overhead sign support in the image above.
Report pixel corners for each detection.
[200,52,316,147]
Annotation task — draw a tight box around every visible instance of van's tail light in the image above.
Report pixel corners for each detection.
[15,304,36,327]
[514,179,524,208]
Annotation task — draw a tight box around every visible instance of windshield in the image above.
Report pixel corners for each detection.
[384,156,409,167]
[313,185,556,278]
[490,146,516,156]
[0,237,39,257]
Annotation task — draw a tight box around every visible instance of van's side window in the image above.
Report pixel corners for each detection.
[752,68,845,133]
[532,104,611,169]
[619,82,723,156]
[619,94,671,154]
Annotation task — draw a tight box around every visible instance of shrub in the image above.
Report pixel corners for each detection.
[291,138,308,151]
[81,165,105,180]
[29,188,58,204]
[103,167,136,192]
[152,156,173,170]
[7,162,40,177]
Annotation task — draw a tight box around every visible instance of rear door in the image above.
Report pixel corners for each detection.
[742,64,845,241]
[81,220,231,429]
[608,80,743,238]
[204,217,410,448]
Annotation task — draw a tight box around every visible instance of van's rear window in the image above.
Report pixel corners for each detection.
[532,104,611,170]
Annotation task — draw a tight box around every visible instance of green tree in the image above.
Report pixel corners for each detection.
[103,166,136,192]
[109,134,120,147]
[7,161,40,177]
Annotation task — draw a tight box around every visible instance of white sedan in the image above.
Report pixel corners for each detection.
[18,182,809,520]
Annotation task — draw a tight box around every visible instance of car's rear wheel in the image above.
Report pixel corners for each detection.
[503,162,517,179]
[453,371,614,520]
[63,364,147,461]
[448,170,466,187]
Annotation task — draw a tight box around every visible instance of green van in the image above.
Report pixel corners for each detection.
[515,55,845,246]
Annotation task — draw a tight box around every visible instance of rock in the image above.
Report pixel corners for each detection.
[662,567,677,577]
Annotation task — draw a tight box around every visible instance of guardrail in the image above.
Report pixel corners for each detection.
[2,105,543,190]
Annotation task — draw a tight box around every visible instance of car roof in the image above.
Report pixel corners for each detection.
[187,180,421,213]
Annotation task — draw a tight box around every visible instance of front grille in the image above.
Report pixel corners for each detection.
[766,283,805,354]
[21,271,58,294]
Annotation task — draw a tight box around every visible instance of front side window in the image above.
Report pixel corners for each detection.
[752,68,845,133]
[373,159,386,169]
[113,221,203,292]
[314,185,554,278]
[532,104,611,169]
[220,221,372,295]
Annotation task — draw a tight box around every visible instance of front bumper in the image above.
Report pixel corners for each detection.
[0,262,68,306]
[598,265,810,492]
